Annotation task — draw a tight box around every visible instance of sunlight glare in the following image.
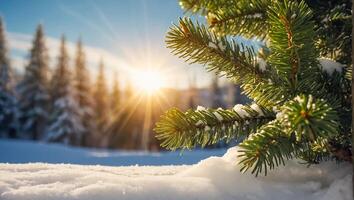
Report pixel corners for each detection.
[134,70,163,93]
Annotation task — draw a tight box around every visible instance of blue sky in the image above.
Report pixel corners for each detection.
[0,0,213,89]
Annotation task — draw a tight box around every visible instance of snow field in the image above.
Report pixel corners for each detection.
[0,145,352,200]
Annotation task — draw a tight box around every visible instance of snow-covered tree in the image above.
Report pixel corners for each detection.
[0,17,17,138]
[110,72,121,115]
[155,0,352,176]
[46,36,83,145]
[17,25,50,140]
[73,39,94,146]
[93,59,109,146]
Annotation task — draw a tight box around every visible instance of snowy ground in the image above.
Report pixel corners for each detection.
[0,139,226,165]
[0,139,352,200]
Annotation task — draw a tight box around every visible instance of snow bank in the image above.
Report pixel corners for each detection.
[0,145,351,200]
[182,147,352,200]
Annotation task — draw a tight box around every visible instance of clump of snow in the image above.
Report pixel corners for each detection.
[208,41,226,51]
[318,58,343,75]
[213,111,223,121]
[257,57,267,72]
[250,103,264,116]
[276,112,284,120]
[208,41,218,49]
[233,104,250,118]
[0,145,351,200]
[245,13,263,19]
[197,106,206,111]
[195,120,204,126]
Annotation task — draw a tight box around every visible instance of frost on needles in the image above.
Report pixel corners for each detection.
[154,0,352,176]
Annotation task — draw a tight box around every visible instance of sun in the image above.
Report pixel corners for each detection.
[133,70,163,93]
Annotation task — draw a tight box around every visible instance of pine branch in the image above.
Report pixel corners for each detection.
[157,0,351,176]
[179,0,233,15]
[268,0,317,90]
[281,95,339,141]
[154,104,274,150]
[238,94,340,176]
[238,120,298,176]
[166,18,290,108]
[205,0,269,38]
[241,77,290,108]
[179,0,269,38]
[166,18,259,83]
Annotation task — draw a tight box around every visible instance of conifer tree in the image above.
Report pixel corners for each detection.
[110,72,120,115]
[74,38,94,146]
[104,73,121,148]
[106,79,137,149]
[0,17,16,138]
[17,25,50,140]
[93,59,109,146]
[46,36,83,145]
[154,0,352,176]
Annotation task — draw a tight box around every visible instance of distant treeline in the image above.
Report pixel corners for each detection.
[0,18,245,150]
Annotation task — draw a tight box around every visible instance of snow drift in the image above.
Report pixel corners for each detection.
[0,144,351,200]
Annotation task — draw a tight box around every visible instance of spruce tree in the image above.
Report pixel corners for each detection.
[154,0,352,175]
[110,73,120,113]
[0,17,16,138]
[106,79,136,149]
[46,36,83,145]
[17,25,50,140]
[73,39,94,146]
[93,59,109,146]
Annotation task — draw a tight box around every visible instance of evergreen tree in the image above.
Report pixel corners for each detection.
[155,0,352,176]
[104,73,121,148]
[0,17,16,138]
[17,25,50,140]
[110,72,120,115]
[106,79,137,149]
[93,59,109,146]
[46,36,83,145]
[73,38,94,146]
